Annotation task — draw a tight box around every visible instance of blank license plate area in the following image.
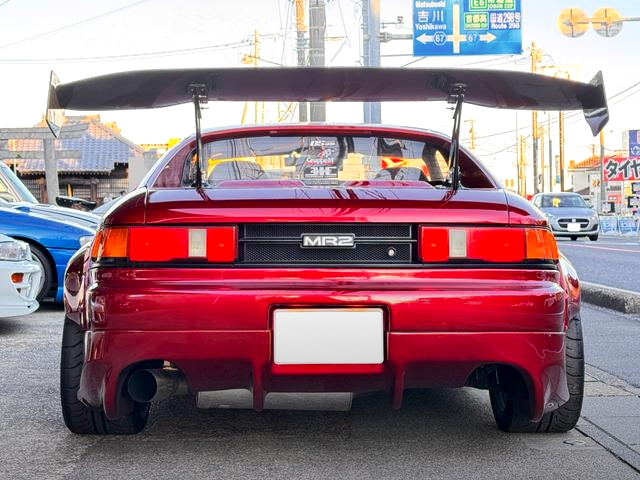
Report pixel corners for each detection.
[273,308,384,365]
[568,223,581,232]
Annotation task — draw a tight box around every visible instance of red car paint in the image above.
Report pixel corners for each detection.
[64,124,577,424]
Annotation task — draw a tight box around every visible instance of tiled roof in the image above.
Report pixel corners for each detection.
[570,155,599,170]
[2,116,143,174]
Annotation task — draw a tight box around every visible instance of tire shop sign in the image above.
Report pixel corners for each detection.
[603,156,640,182]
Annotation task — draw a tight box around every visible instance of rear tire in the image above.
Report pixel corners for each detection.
[588,234,599,241]
[570,236,578,241]
[29,244,53,302]
[60,317,149,434]
[490,317,584,433]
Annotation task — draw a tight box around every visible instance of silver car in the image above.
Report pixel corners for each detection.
[532,192,599,241]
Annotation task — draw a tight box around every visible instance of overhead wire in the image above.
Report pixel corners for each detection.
[0,0,149,51]
[0,40,252,64]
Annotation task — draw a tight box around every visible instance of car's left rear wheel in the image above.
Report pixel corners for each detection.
[490,316,584,433]
[60,317,149,434]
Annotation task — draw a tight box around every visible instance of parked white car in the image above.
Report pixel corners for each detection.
[0,234,41,317]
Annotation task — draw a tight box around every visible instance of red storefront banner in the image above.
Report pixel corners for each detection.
[603,156,640,182]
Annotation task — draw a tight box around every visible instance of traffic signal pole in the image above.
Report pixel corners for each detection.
[362,0,381,123]
[295,0,308,122]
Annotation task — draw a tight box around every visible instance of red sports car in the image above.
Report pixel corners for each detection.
[54,67,608,434]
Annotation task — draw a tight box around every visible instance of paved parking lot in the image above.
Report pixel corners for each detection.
[1,305,639,479]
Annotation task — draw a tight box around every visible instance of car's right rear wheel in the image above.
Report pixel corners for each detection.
[60,317,149,434]
[490,316,584,433]
[570,236,578,241]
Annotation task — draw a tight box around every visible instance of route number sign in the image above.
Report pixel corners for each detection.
[413,0,522,56]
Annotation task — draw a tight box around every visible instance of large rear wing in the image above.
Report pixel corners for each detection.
[45,67,609,191]
[46,67,608,136]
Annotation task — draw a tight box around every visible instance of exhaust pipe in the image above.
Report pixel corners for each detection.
[127,368,188,403]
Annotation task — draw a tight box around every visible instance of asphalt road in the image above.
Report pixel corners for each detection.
[1,305,639,479]
[558,236,640,293]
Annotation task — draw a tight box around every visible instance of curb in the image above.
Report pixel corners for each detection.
[581,281,640,314]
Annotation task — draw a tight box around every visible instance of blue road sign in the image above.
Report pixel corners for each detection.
[413,0,522,56]
[629,130,640,157]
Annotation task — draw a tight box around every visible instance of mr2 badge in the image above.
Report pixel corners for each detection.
[301,234,355,247]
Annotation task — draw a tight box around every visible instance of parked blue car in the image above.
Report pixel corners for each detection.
[0,162,99,301]
[0,206,95,302]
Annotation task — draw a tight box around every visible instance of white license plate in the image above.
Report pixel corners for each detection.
[567,223,581,232]
[273,308,384,365]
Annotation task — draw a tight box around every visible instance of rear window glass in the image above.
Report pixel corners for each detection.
[182,135,451,187]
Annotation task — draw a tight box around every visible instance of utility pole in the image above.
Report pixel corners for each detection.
[0,125,84,204]
[253,31,261,124]
[465,119,476,153]
[309,0,326,121]
[518,135,527,196]
[295,0,308,122]
[531,43,542,194]
[362,0,381,123]
[548,115,553,192]
[599,130,606,212]
[539,126,545,192]
[559,111,565,191]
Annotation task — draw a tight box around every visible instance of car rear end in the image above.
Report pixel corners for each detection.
[74,187,569,428]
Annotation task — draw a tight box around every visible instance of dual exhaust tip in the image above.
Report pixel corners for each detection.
[127,368,187,403]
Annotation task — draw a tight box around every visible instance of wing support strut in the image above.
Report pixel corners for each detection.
[189,83,208,189]
[447,83,466,192]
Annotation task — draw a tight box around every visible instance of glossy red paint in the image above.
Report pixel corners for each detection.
[63,124,578,428]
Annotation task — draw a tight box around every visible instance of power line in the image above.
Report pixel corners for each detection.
[0,0,11,8]
[0,40,252,64]
[0,0,149,51]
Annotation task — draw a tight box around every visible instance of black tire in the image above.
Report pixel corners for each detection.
[570,236,578,241]
[29,244,53,302]
[490,317,584,433]
[60,317,149,434]
[588,235,599,242]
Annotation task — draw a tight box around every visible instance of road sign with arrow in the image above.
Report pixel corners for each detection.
[412,0,522,56]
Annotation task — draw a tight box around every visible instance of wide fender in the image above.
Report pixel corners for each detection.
[64,243,91,327]
[558,253,580,326]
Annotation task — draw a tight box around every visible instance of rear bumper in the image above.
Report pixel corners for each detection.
[79,267,569,421]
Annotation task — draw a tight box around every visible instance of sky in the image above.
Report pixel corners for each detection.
[0,0,638,187]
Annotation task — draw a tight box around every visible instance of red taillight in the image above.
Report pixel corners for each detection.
[419,227,449,262]
[129,227,189,262]
[468,228,525,262]
[419,226,557,263]
[206,226,237,262]
[92,226,237,263]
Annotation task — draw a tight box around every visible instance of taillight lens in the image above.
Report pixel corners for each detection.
[525,229,559,261]
[92,226,237,263]
[91,227,128,260]
[419,227,558,263]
